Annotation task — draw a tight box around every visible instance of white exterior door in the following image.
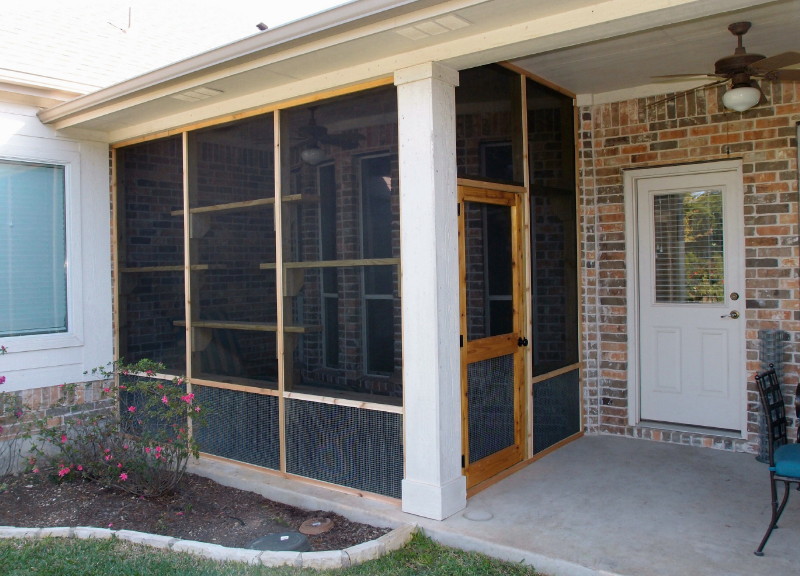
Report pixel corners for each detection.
[628,162,745,431]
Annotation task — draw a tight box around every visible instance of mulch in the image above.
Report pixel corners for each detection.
[0,472,391,551]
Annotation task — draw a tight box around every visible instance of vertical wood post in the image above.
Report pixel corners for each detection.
[395,62,466,520]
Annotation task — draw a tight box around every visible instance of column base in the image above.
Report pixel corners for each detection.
[401,475,467,520]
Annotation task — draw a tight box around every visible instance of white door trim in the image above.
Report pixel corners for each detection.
[624,159,746,435]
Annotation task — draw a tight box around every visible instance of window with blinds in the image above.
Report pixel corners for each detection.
[653,189,724,304]
[0,160,68,336]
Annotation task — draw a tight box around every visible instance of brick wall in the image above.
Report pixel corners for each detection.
[579,81,800,451]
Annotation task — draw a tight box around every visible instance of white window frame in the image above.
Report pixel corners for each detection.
[0,149,84,353]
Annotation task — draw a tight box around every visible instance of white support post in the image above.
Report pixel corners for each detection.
[395,62,466,520]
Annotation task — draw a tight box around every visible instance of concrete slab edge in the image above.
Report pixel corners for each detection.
[0,523,419,569]
[419,526,631,576]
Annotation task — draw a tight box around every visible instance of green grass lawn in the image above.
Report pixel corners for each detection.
[0,533,542,576]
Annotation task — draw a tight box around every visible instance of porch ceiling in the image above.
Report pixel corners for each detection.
[40,0,799,141]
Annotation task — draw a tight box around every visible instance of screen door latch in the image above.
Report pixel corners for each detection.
[517,336,529,347]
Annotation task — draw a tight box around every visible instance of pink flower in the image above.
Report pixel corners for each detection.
[58,467,70,478]
[0,376,5,385]
[32,468,39,474]
[102,387,110,393]
[119,472,128,481]
[194,406,201,412]
[107,523,113,528]
[127,405,136,413]
[105,454,112,461]
[117,462,123,468]
[161,395,169,405]
[157,384,164,389]
[144,447,151,454]
[180,393,195,404]
[146,370,154,376]
[77,465,83,471]
[61,434,68,444]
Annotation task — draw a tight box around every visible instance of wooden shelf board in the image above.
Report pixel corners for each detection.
[120,265,209,273]
[171,196,276,216]
[175,320,319,333]
[261,258,399,270]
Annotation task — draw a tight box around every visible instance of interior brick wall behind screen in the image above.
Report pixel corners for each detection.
[579,81,799,451]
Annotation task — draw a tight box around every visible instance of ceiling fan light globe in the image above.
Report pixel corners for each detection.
[301,147,328,165]
[722,85,760,111]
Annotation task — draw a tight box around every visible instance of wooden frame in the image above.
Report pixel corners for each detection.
[458,180,527,489]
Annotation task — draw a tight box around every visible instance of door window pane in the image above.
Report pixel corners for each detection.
[0,161,67,337]
[653,190,724,303]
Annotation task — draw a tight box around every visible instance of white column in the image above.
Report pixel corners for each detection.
[395,62,465,520]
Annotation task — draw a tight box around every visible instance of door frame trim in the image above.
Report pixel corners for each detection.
[623,159,746,434]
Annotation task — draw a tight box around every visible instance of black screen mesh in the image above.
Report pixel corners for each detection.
[533,368,580,453]
[193,385,280,470]
[285,399,402,498]
[467,354,515,464]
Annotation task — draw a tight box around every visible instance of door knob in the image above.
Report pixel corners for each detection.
[721,310,740,319]
[517,337,529,347]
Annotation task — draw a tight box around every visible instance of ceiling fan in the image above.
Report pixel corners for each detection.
[654,22,800,111]
[296,107,364,164]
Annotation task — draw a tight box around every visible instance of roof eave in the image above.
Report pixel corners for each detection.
[37,0,451,126]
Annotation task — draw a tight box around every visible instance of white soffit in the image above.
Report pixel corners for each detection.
[40,0,794,138]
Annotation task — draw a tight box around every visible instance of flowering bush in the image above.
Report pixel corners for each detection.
[0,345,27,478]
[27,359,205,497]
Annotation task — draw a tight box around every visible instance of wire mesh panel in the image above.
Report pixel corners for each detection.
[193,385,280,470]
[533,369,580,453]
[467,354,515,464]
[285,399,402,498]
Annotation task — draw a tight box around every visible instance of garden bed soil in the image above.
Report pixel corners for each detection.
[0,472,391,550]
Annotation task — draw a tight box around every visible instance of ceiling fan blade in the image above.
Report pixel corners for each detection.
[748,51,800,74]
[320,132,364,150]
[646,78,727,109]
[770,68,800,81]
[651,73,717,81]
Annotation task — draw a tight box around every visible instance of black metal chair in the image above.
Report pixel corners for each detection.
[754,365,800,556]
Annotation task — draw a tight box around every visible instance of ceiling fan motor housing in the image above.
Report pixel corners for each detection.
[714,52,765,76]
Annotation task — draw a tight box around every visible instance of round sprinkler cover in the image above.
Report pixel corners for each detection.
[299,517,334,535]
[247,531,311,552]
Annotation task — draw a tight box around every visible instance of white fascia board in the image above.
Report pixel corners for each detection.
[38,0,477,127]
[42,0,774,133]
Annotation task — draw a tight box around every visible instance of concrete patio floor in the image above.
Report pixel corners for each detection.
[190,435,799,576]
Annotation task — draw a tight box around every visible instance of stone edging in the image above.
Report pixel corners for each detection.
[0,523,419,569]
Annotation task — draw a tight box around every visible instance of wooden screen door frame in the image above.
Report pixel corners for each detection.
[458,179,527,489]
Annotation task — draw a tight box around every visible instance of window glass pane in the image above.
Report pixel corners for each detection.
[653,190,724,303]
[528,79,578,375]
[456,64,524,185]
[280,86,401,401]
[0,161,67,337]
[117,136,185,370]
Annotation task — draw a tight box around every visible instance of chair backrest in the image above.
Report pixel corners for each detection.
[755,365,788,465]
